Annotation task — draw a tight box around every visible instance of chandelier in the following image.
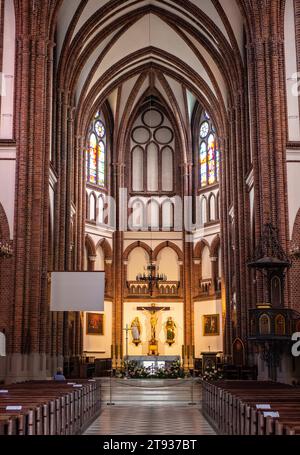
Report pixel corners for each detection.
[136,258,167,295]
[0,240,13,258]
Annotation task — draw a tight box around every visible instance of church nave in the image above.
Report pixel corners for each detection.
[84,379,215,435]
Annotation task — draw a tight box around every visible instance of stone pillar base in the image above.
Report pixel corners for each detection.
[188,356,195,370]
[256,353,269,381]
[0,356,7,382]
[4,353,64,384]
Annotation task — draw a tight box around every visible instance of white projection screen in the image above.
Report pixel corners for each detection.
[50,272,105,312]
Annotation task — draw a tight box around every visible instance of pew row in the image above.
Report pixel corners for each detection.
[0,379,101,435]
[202,380,300,435]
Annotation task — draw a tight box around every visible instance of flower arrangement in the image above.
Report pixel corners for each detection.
[200,365,223,381]
[155,360,185,379]
[115,360,185,379]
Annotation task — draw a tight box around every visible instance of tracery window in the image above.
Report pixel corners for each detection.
[130,103,174,193]
[199,111,219,188]
[86,111,106,187]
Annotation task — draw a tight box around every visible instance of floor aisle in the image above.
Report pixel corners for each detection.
[84,379,215,435]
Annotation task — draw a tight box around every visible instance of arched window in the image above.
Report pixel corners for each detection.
[259,314,271,336]
[147,199,160,230]
[199,111,219,188]
[209,193,216,221]
[86,111,106,187]
[275,314,286,336]
[98,196,104,224]
[89,193,96,221]
[130,199,146,230]
[130,101,174,194]
[201,196,207,225]
[162,199,174,230]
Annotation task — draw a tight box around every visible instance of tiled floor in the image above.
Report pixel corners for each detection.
[84,379,215,435]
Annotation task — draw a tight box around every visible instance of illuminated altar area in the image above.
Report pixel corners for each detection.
[123,301,184,358]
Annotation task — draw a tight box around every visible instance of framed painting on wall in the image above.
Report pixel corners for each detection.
[86,313,104,335]
[203,314,220,336]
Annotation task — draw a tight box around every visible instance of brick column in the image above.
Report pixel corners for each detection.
[8,17,54,380]
[105,259,113,298]
[210,256,217,295]
[247,31,290,307]
[112,163,125,368]
[182,163,194,370]
[88,255,96,271]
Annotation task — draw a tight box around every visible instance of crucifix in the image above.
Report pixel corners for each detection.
[137,303,170,355]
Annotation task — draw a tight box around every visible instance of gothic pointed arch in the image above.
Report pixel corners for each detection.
[194,239,210,260]
[153,241,183,261]
[123,241,152,261]
[96,238,113,261]
[210,235,221,258]
[85,234,96,257]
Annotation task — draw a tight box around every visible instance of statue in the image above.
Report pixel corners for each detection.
[131,317,141,346]
[143,304,165,342]
[137,303,170,356]
[141,304,166,356]
[165,317,176,346]
[150,311,158,341]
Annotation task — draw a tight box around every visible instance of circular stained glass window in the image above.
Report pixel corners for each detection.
[200,121,209,138]
[95,121,106,138]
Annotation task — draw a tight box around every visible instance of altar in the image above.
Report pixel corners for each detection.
[128,356,180,371]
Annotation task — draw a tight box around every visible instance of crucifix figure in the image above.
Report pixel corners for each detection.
[137,303,170,355]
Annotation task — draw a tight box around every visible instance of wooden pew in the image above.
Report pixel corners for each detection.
[0,379,101,435]
[201,380,300,436]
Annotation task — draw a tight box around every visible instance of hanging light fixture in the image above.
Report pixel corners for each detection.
[136,256,167,296]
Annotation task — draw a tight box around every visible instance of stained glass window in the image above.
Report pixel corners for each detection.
[200,142,207,187]
[86,112,106,187]
[200,121,209,138]
[199,110,219,188]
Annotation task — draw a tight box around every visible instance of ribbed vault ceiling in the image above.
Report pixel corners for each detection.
[55,0,246,140]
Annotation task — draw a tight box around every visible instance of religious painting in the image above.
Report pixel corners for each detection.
[203,314,220,336]
[86,313,104,335]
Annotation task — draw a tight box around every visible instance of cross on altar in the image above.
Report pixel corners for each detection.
[136,305,170,312]
[137,304,170,355]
